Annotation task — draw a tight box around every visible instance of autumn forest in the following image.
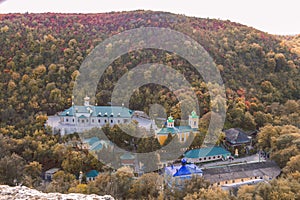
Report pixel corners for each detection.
[0,11,299,199]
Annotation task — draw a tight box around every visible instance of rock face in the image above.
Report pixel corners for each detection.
[0,185,114,200]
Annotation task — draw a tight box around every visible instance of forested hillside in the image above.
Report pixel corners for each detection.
[0,11,299,199]
[0,11,299,131]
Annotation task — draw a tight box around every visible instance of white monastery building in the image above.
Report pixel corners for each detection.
[47,96,133,135]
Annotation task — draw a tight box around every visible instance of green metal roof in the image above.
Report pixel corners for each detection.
[86,170,99,178]
[83,137,100,146]
[90,141,103,151]
[157,126,197,135]
[184,146,231,159]
[190,111,199,118]
[59,105,133,118]
[167,116,174,123]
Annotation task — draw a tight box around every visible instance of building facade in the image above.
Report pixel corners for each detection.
[184,146,231,163]
[164,159,203,187]
[49,96,133,135]
[202,161,281,190]
[156,111,199,145]
[223,128,252,148]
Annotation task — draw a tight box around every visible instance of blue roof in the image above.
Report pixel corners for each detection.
[165,162,203,177]
[59,105,133,118]
[86,170,99,178]
[184,146,231,159]
[157,126,197,135]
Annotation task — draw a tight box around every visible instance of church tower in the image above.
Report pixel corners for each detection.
[167,115,175,128]
[189,111,199,129]
[84,96,90,106]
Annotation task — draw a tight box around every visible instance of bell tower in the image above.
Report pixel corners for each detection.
[84,96,90,106]
[189,111,199,129]
[167,115,175,128]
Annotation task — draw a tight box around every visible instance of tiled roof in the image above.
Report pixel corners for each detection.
[202,161,281,183]
[224,128,251,144]
[59,105,133,118]
[184,146,231,159]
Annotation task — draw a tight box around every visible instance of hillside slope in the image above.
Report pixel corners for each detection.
[0,11,299,130]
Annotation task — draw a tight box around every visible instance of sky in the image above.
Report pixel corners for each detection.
[0,0,299,35]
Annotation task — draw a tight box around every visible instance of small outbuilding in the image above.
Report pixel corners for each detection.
[164,159,203,187]
[44,168,60,181]
[184,146,231,163]
[224,128,252,147]
[85,170,99,182]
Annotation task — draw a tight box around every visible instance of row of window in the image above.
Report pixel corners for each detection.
[199,155,222,161]
[217,176,264,185]
[64,118,129,124]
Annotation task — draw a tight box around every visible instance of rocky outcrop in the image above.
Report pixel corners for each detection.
[0,185,114,200]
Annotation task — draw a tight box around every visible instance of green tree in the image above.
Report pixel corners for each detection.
[0,153,25,185]
[283,155,300,174]
[45,170,76,193]
[23,161,42,188]
[129,173,163,199]
[184,187,231,200]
